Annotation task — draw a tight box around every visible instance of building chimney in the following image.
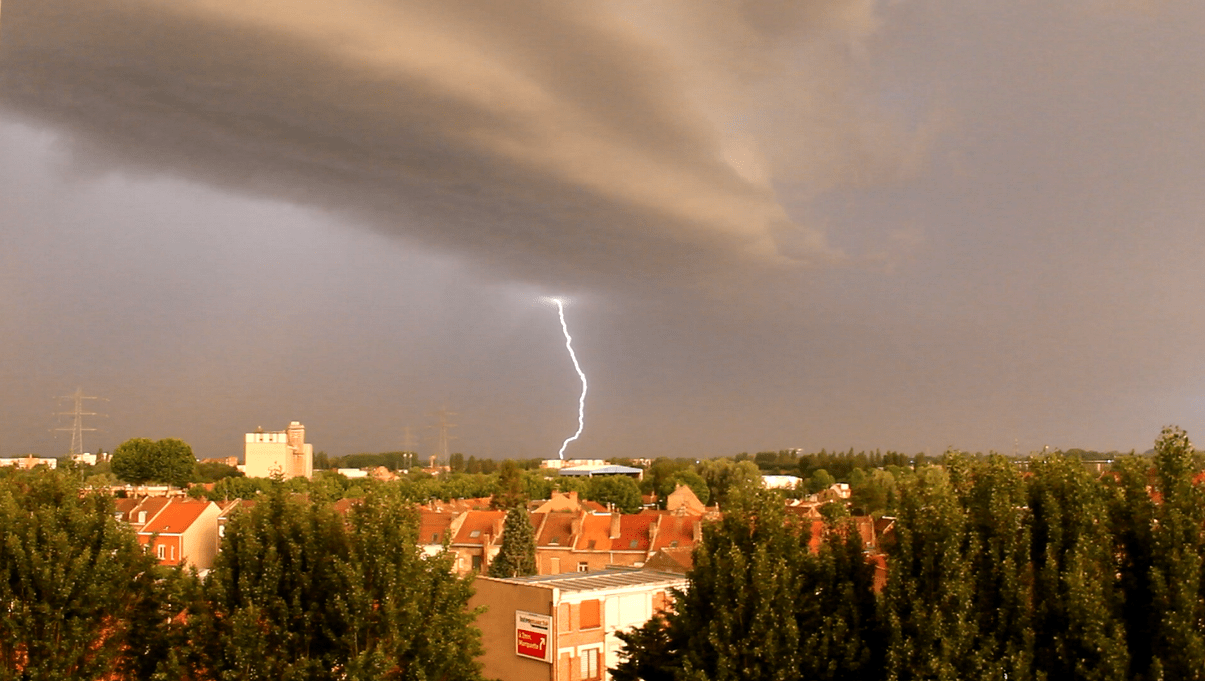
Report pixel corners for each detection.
[610,512,621,539]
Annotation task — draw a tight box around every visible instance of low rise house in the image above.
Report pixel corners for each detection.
[470,568,687,681]
[134,499,222,571]
[450,510,507,574]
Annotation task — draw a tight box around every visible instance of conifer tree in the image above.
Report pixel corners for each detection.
[882,465,978,681]
[959,454,1033,681]
[491,459,527,511]
[1108,453,1158,678]
[612,614,679,681]
[1146,426,1205,679]
[1029,453,1128,680]
[799,515,883,681]
[674,488,812,681]
[489,507,537,578]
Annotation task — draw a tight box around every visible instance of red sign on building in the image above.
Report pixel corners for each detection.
[515,610,552,663]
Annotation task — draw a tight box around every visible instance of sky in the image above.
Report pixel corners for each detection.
[3,0,1205,461]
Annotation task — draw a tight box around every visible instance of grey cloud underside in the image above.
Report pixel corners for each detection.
[0,0,821,289]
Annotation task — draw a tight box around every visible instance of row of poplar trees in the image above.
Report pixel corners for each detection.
[0,474,483,681]
[615,426,1205,681]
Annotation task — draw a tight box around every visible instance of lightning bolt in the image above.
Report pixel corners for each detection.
[550,298,587,459]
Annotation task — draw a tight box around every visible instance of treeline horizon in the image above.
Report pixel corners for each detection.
[3,427,1202,680]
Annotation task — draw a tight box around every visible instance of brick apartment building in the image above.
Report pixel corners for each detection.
[470,568,687,681]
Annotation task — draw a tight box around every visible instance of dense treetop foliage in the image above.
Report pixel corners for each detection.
[0,470,484,681]
[618,426,1205,681]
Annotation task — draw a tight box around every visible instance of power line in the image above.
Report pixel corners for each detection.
[53,387,106,457]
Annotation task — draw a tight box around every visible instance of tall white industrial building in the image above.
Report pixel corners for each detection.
[243,421,313,479]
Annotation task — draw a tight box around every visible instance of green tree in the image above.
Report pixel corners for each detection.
[111,437,196,486]
[882,466,978,681]
[491,460,527,510]
[1109,454,1158,678]
[954,454,1033,681]
[697,459,762,508]
[1143,426,1205,679]
[1029,453,1128,680]
[110,437,158,485]
[613,614,679,681]
[0,471,164,680]
[155,438,197,487]
[673,488,814,680]
[488,507,537,578]
[197,485,484,680]
[807,469,836,495]
[851,468,896,515]
[194,460,243,483]
[583,475,642,514]
[799,516,883,680]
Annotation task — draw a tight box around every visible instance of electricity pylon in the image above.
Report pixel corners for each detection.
[54,387,106,457]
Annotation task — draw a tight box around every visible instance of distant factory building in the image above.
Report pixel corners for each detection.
[243,421,313,479]
[0,455,57,470]
[557,463,644,481]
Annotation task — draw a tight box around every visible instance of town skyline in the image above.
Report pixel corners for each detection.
[5,2,1205,461]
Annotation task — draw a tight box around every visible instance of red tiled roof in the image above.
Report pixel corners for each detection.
[616,512,659,552]
[140,500,214,535]
[574,513,613,552]
[644,546,694,574]
[537,511,577,548]
[650,515,700,553]
[582,500,608,513]
[419,509,458,545]
[131,497,173,525]
[452,510,505,546]
[113,497,140,520]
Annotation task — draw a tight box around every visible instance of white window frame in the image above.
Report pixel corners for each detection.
[578,646,601,680]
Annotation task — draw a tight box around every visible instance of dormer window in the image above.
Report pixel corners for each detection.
[431,533,439,543]
[137,511,146,524]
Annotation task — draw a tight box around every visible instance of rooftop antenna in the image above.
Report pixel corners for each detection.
[53,387,106,457]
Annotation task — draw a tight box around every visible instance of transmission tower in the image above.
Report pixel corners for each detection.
[54,387,106,457]
[427,407,458,466]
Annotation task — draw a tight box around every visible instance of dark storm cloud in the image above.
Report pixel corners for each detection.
[0,0,922,288]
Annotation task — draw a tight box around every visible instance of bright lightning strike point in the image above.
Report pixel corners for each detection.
[546,297,587,460]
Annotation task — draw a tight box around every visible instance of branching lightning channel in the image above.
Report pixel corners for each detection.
[552,298,587,459]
